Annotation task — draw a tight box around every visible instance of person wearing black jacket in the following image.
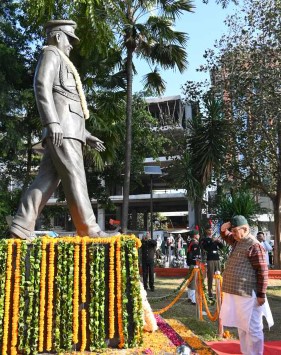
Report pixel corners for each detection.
[201,225,223,298]
[141,232,157,291]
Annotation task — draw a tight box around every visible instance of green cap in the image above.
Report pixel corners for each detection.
[231,215,248,228]
[190,229,199,236]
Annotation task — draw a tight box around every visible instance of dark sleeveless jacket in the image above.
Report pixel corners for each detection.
[222,234,258,297]
[34,46,86,143]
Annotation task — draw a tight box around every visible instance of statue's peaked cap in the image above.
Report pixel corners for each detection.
[44,19,79,44]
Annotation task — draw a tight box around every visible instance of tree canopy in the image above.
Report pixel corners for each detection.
[189,0,281,266]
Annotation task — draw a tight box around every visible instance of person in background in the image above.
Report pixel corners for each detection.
[220,216,273,355]
[269,241,274,268]
[256,231,273,267]
[175,233,184,259]
[141,231,157,292]
[165,233,175,261]
[186,230,201,304]
[201,224,223,299]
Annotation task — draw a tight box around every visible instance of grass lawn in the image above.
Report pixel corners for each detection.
[147,276,281,342]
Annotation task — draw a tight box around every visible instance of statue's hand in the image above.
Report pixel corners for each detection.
[47,123,63,147]
[86,135,106,152]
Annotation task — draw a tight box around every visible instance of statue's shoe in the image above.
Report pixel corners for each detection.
[10,232,36,243]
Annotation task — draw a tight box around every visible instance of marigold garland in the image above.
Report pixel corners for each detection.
[120,239,129,347]
[52,47,90,119]
[0,239,8,343]
[46,239,55,351]
[10,239,22,355]
[73,242,80,344]
[116,238,125,348]
[38,238,47,352]
[81,238,87,303]
[154,269,195,315]
[108,241,115,339]
[165,319,216,355]
[80,309,87,351]
[2,239,14,355]
[80,238,87,352]
[30,239,43,353]
[195,269,203,320]
[127,240,143,347]
[16,241,27,353]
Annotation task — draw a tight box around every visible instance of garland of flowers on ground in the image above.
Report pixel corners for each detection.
[165,318,217,355]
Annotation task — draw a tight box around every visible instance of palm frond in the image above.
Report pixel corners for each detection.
[157,0,194,20]
[146,16,189,46]
[149,43,188,72]
[141,69,166,95]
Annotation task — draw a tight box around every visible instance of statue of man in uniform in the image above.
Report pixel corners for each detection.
[10,20,119,241]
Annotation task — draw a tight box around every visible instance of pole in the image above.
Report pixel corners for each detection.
[150,174,153,239]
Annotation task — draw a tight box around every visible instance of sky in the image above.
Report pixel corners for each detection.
[133,1,237,97]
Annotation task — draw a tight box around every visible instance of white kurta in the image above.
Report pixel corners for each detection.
[220,291,274,331]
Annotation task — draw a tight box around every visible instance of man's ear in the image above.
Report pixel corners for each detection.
[55,32,61,43]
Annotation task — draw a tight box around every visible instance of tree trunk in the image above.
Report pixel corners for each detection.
[273,118,281,269]
[194,198,202,228]
[273,194,281,269]
[121,47,133,233]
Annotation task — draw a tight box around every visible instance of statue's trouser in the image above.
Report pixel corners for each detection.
[10,138,101,239]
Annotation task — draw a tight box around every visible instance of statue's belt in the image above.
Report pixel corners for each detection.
[53,86,80,102]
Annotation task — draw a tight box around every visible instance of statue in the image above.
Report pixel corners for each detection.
[10,20,119,241]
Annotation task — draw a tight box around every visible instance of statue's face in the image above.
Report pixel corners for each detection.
[56,31,73,57]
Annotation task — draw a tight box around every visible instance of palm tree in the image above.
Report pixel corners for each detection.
[105,0,193,232]
[175,90,230,225]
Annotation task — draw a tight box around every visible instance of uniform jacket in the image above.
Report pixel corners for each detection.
[187,239,201,266]
[141,239,157,263]
[34,46,90,143]
[201,237,223,261]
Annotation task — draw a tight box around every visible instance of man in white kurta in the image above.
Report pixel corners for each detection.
[220,216,273,355]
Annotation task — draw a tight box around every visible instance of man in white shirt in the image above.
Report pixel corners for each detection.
[256,231,272,266]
